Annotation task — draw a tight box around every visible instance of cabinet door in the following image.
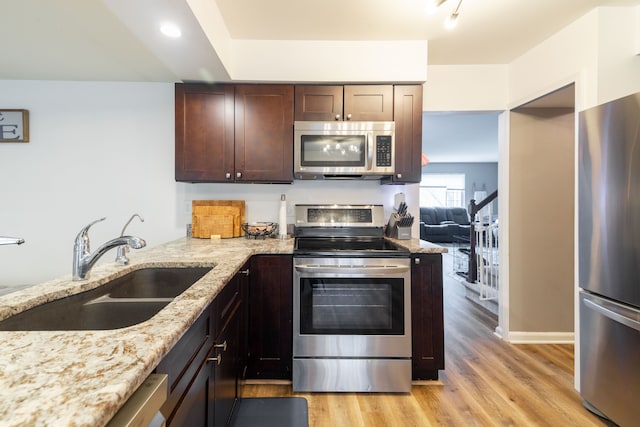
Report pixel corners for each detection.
[175,83,235,182]
[294,85,344,121]
[234,85,294,182]
[247,255,293,379]
[168,355,212,427]
[343,85,393,121]
[157,303,214,426]
[158,305,212,422]
[236,264,250,396]
[385,85,423,184]
[411,254,445,380]
[213,310,240,427]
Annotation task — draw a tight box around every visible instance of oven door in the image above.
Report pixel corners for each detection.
[293,257,411,358]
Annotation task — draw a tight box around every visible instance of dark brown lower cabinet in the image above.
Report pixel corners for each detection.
[246,255,293,379]
[156,263,249,427]
[156,302,213,426]
[212,263,246,427]
[170,355,212,426]
[411,253,445,380]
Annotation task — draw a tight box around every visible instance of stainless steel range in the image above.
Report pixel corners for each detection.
[292,204,412,392]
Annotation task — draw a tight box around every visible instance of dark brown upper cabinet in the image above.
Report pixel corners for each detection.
[175,83,235,182]
[382,84,423,184]
[175,83,294,183]
[294,85,343,121]
[295,85,393,121]
[234,85,294,183]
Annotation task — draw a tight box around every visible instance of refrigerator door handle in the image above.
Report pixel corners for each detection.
[583,298,640,332]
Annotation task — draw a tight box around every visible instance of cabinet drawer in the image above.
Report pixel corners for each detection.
[156,307,211,416]
[214,276,241,338]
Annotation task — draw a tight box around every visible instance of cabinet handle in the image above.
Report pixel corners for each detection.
[414,258,420,264]
[225,172,231,179]
[346,113,352,120]
[214,341,227,351]
[334,114,340,121]
[207,354,222,365]
[236,172,242,179]
[396,173,402,179]
[239,268,250,276]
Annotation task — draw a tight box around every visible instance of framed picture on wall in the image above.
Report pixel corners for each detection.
[0,109,29,143]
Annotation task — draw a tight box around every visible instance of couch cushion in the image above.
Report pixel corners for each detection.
[419,207,438,225]
[448,207,470,225]
[433,207,449,223]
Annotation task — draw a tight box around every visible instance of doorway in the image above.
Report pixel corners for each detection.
[420,111,501,317]
[502,83,576,342]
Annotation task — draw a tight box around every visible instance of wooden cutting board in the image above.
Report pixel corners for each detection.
[192,200,246,238]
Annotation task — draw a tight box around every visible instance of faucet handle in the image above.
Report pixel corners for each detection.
[75,217,106,243]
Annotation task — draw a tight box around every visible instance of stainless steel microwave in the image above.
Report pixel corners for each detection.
[294,121,395,179]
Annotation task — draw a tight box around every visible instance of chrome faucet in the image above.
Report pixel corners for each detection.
[0,236,25,246]
[72,217,146,281]
[115,213,144,265]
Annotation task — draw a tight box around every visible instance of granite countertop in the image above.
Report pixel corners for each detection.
[0,236,445,426]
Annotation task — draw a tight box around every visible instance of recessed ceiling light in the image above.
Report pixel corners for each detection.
[160,23,182,38]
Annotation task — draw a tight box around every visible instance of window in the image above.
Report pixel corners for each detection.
[420,174,465,208]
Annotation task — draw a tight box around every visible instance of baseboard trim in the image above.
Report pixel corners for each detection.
[505,331,574,344]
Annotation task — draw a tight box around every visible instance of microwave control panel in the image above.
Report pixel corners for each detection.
[375,135,393,167]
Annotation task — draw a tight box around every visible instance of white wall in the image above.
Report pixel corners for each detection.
[231,40,428,83]
[423,64,509,111]
[0,80,412,286]
[596,7,640,105]
[509,7,640,111]
[0,81,178,285]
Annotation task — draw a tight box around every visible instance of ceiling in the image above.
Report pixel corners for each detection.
[1,0,638,82]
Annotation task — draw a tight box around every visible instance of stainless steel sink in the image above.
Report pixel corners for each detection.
[0,266,212,331]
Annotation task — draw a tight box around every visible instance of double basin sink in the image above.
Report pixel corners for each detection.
[0,267,212,331]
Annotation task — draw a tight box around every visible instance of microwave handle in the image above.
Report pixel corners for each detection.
[367,133,373,171]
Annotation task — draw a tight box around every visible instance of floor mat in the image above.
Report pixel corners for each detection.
[230,397,309,427]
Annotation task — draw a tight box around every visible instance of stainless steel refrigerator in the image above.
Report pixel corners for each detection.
[578,92,640,426]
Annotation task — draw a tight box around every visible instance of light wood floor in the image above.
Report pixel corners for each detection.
[241,251,613,426]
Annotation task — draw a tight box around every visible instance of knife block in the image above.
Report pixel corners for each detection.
[395,226,412,240]
[386,221,411,240]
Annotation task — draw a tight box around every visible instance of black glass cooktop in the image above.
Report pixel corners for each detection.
[294,237,409,257]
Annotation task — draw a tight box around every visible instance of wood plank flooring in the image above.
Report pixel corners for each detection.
[241,251,613,426]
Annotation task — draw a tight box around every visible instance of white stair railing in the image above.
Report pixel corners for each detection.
[473,207,499,301]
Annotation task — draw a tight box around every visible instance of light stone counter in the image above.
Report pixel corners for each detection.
[389,237,448,254]
[0,236,444,426]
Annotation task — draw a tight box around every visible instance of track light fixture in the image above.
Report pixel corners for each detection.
[445,0,462,29]
[425,0,447,14]
[426,0,463,30]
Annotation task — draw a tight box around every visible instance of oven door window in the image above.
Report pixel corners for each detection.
[300,135,366,167]
[299,278,404,335]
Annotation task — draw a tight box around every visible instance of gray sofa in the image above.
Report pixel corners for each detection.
[419,207,471,243]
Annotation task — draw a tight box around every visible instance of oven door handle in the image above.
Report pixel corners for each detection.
[294,265,410,274]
